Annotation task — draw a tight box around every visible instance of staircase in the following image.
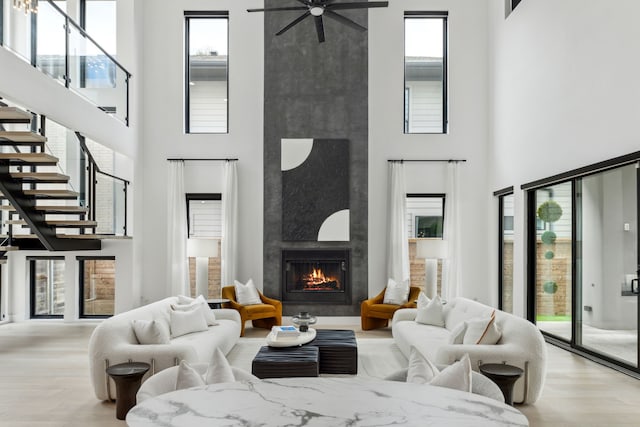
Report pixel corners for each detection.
[0,105,101,253]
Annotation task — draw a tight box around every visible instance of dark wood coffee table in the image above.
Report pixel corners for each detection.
[479,363,523,405]
[106,362,150,419]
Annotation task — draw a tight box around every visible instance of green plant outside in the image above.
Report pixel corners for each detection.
[537,200,563,223]
[544,250,555,260]
[541,231,557,244]
[536,315,571,322]
[543,281,558,294]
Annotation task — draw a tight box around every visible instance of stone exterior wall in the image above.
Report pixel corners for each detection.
[502,240,514,313]
[188,240,222,298]
[82,259,115,316]
[536,239,571,317]
[408,239,442,296]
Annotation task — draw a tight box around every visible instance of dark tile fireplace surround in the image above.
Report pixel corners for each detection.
[262,0,368,316]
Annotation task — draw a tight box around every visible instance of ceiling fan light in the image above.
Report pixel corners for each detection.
[310,7,324,17]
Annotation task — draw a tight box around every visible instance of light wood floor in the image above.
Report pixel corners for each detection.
[0,321,638,426]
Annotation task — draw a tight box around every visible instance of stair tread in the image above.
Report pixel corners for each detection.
[34,205,89,213]
[0,107,32,123]
[0,246,20,251]
[23,189,78,197]
[0,131,46,143]
[11,172,70,182]
[46,220,97,227]
[0,153,58,164]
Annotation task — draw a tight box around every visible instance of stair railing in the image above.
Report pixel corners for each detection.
[0,0,131,125]
[74,132,129,236]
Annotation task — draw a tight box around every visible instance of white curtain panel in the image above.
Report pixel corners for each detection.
[167,160,189,296]
[221,160,238,286]
[443,161,462,301]
[387,161,410,284]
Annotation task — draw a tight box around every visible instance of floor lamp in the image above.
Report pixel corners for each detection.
[416,239,448,299]
[187,238,219,298]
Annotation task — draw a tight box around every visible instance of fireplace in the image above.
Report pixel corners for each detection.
[282,249,350,304]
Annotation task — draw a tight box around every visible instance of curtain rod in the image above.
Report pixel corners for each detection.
[167,158,238,162]
[387,159,467,163]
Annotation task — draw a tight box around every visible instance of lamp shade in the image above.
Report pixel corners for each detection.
[187,238,219,258]
[416,239,448,259]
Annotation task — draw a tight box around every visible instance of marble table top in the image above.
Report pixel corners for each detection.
[127,377,528,427]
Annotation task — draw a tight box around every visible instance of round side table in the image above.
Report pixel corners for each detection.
[479,363,523,406]
[106,362,150,420]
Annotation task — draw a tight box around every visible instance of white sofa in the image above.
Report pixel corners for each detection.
[392,297,547,404]
[88,296,241,400]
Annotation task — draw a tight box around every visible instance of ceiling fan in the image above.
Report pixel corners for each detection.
[248,0,389,43]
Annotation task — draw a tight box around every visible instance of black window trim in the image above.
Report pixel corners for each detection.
[406,193,446,239]
[403,11,449,135]
[494,186,514,311]
[186,193,222,237]
[28,256,66,319]
[184,11,230,135]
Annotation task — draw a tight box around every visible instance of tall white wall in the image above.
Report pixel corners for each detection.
[369,0,491,302]
[138,0,264,303]
[488,0,640,316]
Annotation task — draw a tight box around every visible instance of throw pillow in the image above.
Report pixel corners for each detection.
[462,313,502,345]
[175,360,206,390]
[429,354,473,393]
[416,291,430,309]
[415,295,445,327]
[234,279,262,305]
[172,297,217,326]
[131,319,170,345]
[204,348,236,384]
[383,278,409,305]
[177,294,196,304]
[448,321,467,345]
[406,347,439,384]
[406,347,473,393]
[170,306,208,338]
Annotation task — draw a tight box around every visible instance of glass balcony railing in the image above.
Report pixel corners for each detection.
[0,0,131,125]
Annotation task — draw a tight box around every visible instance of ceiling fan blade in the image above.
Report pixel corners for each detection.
[324,10,367,32]
[329,1,389,10]
[276,11,311,36]
[247,7,308,12]
[314,16,326,43]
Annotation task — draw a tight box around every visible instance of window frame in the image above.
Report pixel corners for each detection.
[407,193,446,239]
[184,11,229,135]
[186,193,222,238]
[403,11,448,135]
[494,186,514,312]
[78,256,115,319]
[29,256,66,319]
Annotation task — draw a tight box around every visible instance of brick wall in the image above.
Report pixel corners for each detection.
[408,239,442,296]
[82,259,115,316]
[536,239,571,317]
[502,240,514,313]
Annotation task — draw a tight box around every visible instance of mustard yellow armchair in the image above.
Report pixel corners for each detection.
[222,286,282,337]
[360,286,421,330]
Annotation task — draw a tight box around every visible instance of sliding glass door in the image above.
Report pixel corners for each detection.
[532,182,573,341]
[576,164,638,367]
[528,157,639,373]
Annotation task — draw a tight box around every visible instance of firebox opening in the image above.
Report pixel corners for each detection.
[287,262,344,293]
[282,249,350,304]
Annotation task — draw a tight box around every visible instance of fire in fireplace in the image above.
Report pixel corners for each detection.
[295,265,342,292]
[282,249,350,304]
